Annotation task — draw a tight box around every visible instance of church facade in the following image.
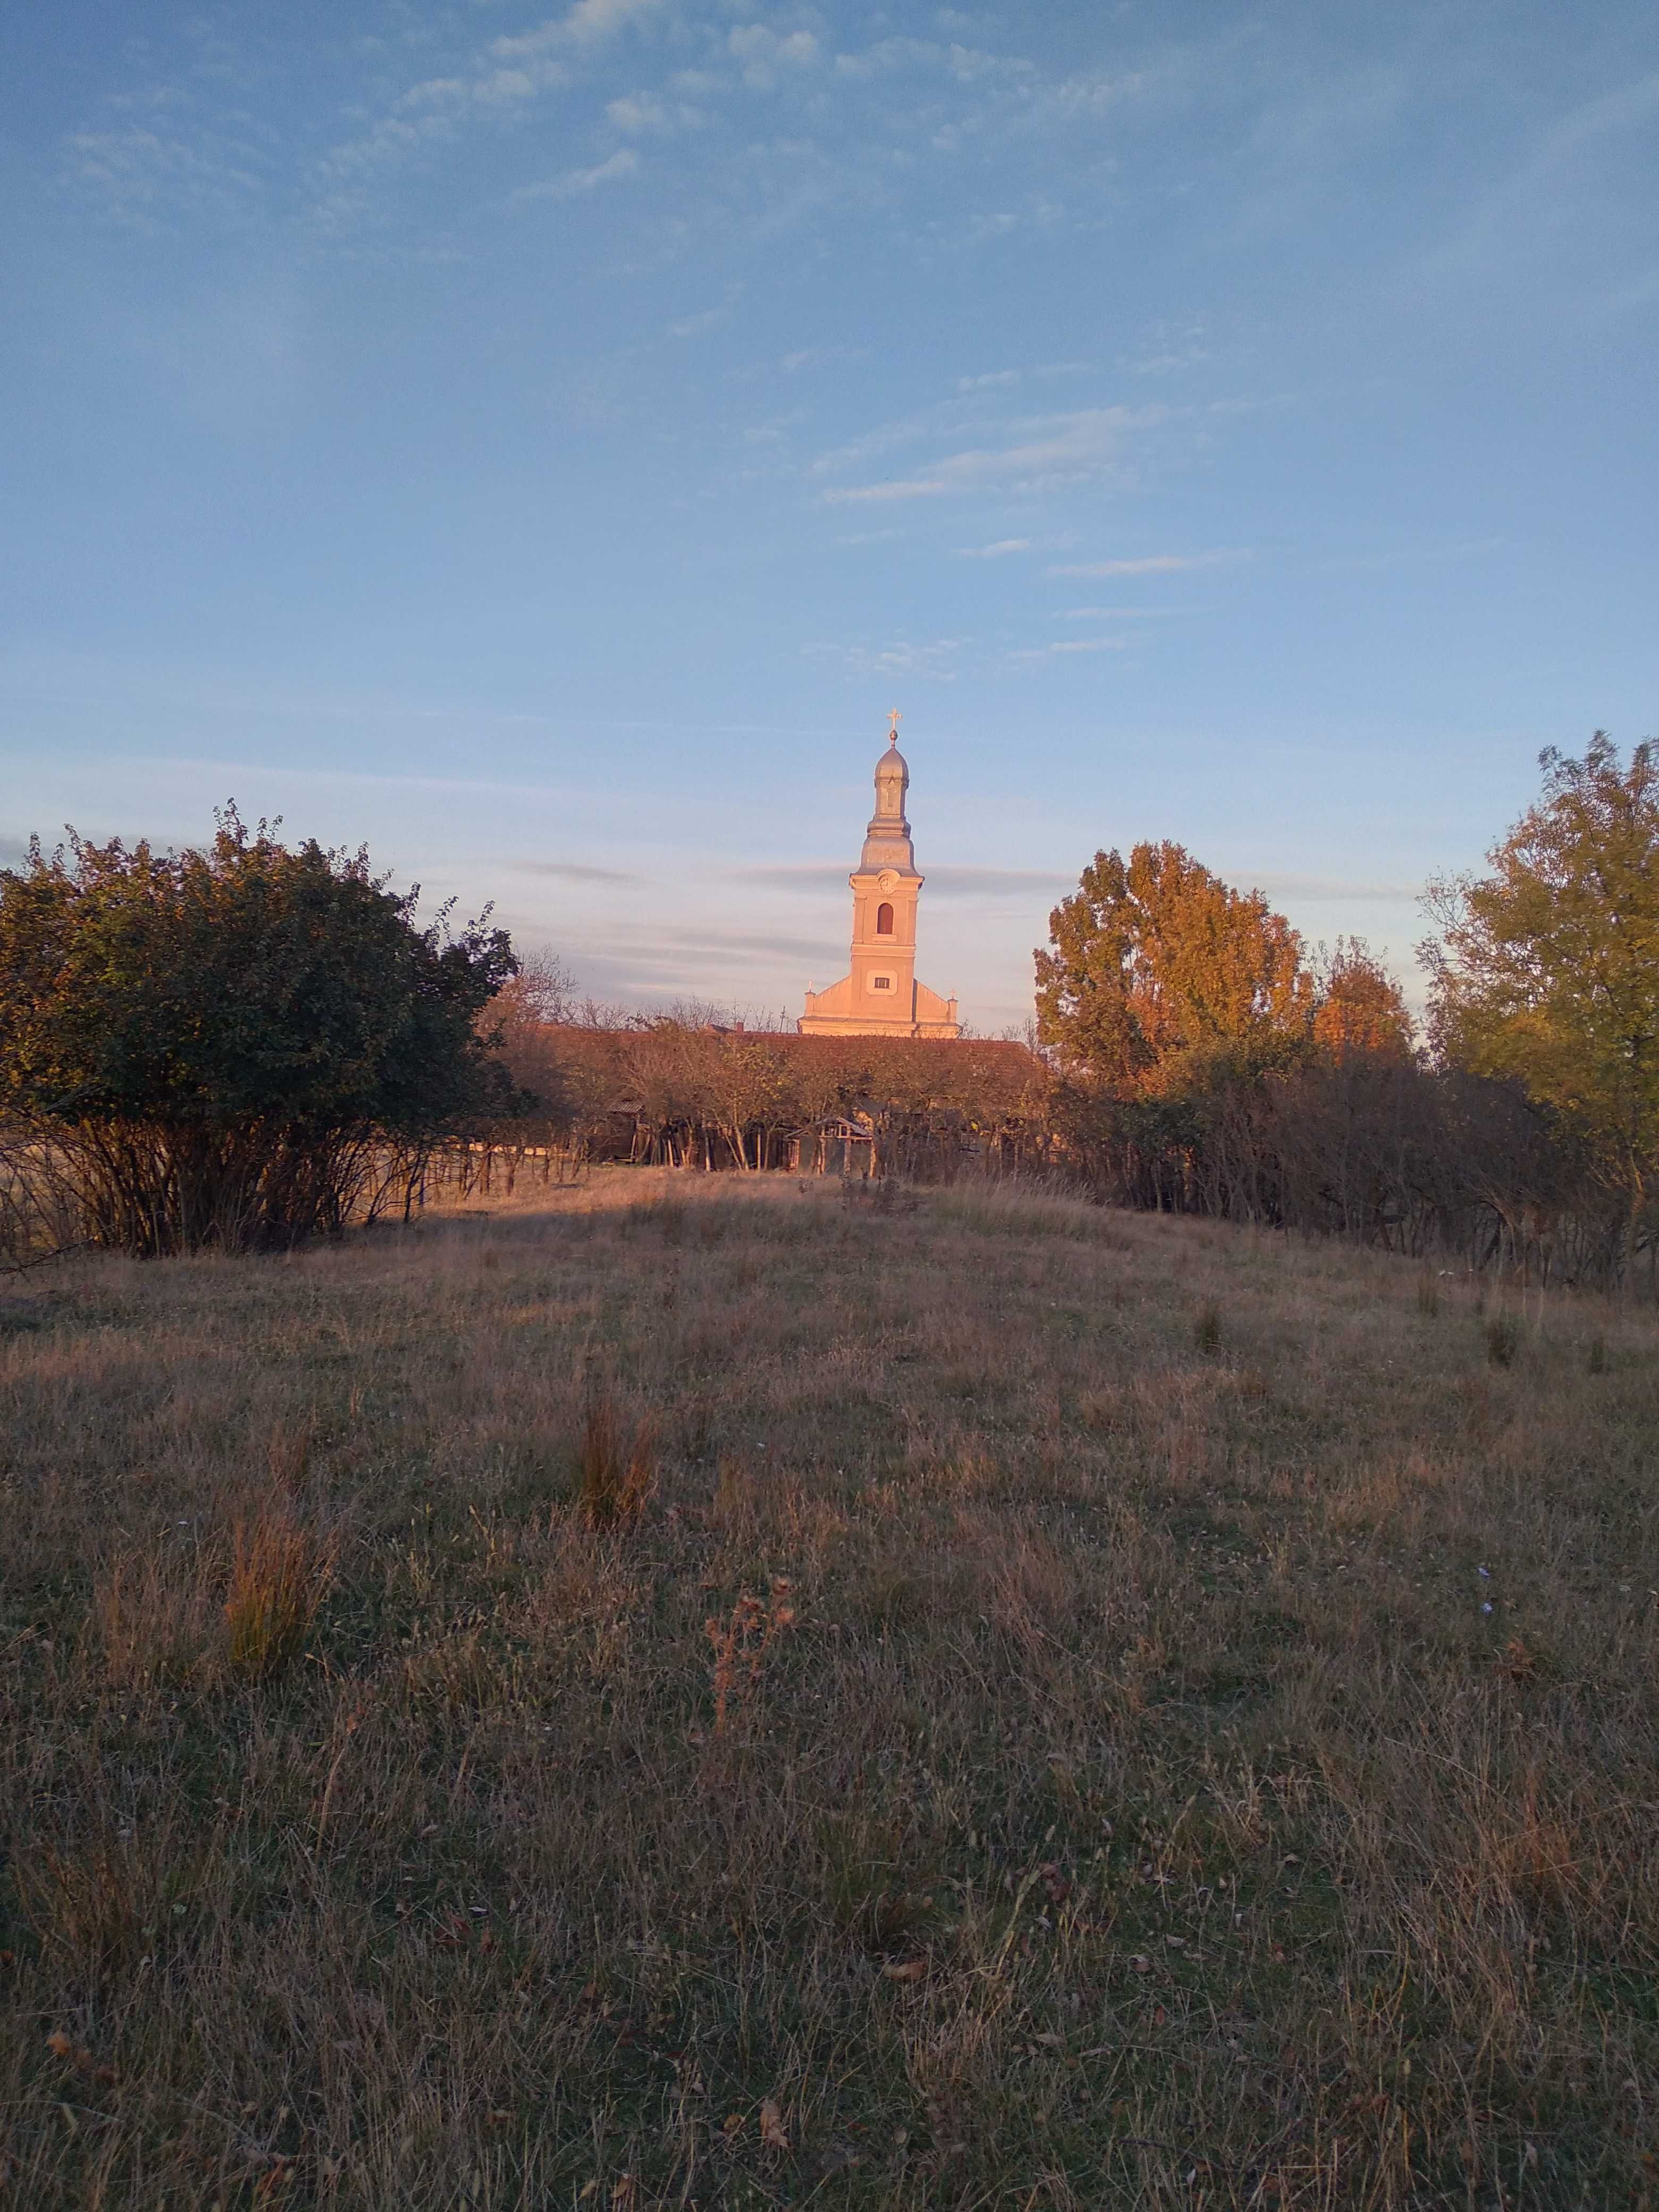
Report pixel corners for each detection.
[798,720,961,1039]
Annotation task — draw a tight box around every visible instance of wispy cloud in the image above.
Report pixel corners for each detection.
[511,149,640,204]
[954,538,1032,558]
[728,24,821,91]
[607,88,705,133]
[819,406,1166,504]
[1046,550,1240,576]
[925,865,1074,896]
[735,860,1074,899]
[803,638,966,681]
[667,282,743,337]
[1056,605,1185,619]
[66,117,270,230]
[493,0,665,62]
[953,363,1091,392]
[510,859,640,884]
[1008,636,1128,660]
[735,862,854,892]
[312,0,669,210]
[1249,872,1418,903]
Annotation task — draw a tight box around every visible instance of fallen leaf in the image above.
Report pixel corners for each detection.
[759,2099,790,2150]
[883,1957,927,1983]
[45,2032,73,2060]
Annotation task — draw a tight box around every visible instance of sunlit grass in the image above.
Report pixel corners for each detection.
[2,1168,1655,2206]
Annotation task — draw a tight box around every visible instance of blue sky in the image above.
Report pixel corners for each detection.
[3,1,1656,1030]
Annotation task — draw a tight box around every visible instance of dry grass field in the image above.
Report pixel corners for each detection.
[2,1172,1657,2209]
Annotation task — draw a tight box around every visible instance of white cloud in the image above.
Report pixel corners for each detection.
[728,24,820,90]
[669,304,725,337]
[1008,637,1128,660]
[512,860,640,883]
[1046,550,1238,576]
[822,479,952,506]
[511,148,640,203]
[66,122,269,228]
[725,343,868,383]
[667,282,743,337]
[803,637,966,681]
[1057,605,1183,618]
[957,369,1021,391]
[954,538,1030,558]
[819,405,1164,504]
[1250,872,1418,904]
[493,0,664,60]
[563,0,664,42]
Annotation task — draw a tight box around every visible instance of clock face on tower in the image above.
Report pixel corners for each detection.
[877,869,900,892]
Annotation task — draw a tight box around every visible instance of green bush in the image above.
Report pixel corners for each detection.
[0,807,518,1253]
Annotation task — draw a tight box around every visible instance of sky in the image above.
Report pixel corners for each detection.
[3,1,1656,1032]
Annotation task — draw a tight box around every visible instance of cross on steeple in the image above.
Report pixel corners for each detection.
[887,708,902,745]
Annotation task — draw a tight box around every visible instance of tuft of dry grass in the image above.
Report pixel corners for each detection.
[1485,1307,1522,1368]
[576,1388,658,1530]
[1,1166,1657,2207]
[223,1500,335,1680]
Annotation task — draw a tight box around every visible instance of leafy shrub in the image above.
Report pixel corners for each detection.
[0,807,518,1254]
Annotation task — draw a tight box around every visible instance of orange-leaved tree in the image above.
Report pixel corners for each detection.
[1312,939,1415,1063]
[1035,841,1312,1091]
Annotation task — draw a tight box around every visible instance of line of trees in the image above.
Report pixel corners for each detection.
[1034,736,1659,1290]
[485,987,1051,1177]
[4,734,1655,1289]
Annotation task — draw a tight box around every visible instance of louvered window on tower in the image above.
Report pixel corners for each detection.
[876,901,894,935]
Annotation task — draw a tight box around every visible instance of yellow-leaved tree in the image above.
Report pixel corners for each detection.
[1423,732,1659,1222]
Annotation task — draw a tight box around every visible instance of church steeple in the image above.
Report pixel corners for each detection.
[860,717,917,873]
[797,714,961,1040]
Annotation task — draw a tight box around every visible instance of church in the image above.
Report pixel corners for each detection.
[798,717,961,1039]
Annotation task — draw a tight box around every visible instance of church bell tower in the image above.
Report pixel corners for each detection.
[798,716,961,1038]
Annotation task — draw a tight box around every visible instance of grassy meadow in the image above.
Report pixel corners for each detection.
[2,1171,1657,2209]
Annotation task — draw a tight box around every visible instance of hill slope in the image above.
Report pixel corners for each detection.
[3,1174,1656,2207]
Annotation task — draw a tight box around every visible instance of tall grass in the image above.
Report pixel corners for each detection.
[575,1389,658,1530]
[223,1502,335,1681]
[1,1166,1656,2207]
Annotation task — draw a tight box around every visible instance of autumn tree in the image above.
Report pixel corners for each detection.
[1035,841,1312,1090]
[1422,734,1659,1217]
[487,950,579,1120]
[0,808,518,1254]
[1313,939,1414,1063]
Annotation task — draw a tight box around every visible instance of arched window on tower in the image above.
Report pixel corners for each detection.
[876,901,894,936]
